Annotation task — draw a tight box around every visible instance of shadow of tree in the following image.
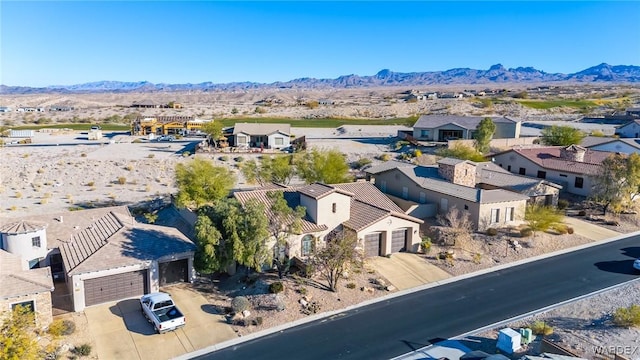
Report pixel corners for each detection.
[109,299,156,336]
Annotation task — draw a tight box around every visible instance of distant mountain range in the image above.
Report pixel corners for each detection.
[2,63,639,94]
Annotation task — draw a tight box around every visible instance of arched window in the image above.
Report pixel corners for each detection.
[301,235,314,256]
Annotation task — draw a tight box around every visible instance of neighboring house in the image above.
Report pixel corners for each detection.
[0,250,54,327]
[231,123,291,149]
[131,100,160,108]
[615,120,640,138]
[0,206,196,312]
[581,136,640,155]
[412,115,521,142]
[491,145,612,197]
[234,182,423,258]
[365,159,530,231]
[0,106,12,112]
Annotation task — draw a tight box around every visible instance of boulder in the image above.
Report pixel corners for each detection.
[299,299,308,307]
[241,310,251,318]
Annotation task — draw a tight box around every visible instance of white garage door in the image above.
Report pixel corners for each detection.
[391,229,407,253]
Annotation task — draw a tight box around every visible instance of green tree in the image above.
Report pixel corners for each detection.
[174,158,235,208]
[201,121,224,148]
[540,125,586,146]
[294,148,352,184]
[241,155,295,186]
[436,143,486,162]
[592,153,640,214]
[312,229,363,292]
[0,305,40,360]
[524,204,564,237]
[474,117,497,154]
[267,191,306,278]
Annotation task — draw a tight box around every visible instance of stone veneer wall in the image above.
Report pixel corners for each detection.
[0,292,53,328]
[438,162,476,188]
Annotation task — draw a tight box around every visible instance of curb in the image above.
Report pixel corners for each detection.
[175,229,640,359]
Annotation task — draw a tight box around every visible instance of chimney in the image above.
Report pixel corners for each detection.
[438,159,477,188]
[559,145,586,162]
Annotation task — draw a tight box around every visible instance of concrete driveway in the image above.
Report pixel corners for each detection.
[85,286,236,360]
[367,252,451,290]
[563,216,621,241]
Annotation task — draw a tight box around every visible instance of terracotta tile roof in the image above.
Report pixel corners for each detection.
[298,183,354,200]
[233,123,291,136]
[0,220,47,234]
[343,201,390,231]
[234,188,328,234]
[511,146,611,176]
[0,250,53,299]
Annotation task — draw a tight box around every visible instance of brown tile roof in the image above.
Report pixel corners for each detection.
[233,123,291,136]
[234,188,328,234]
[332,182,404,213]
[0,220,47,234]
[0,250,53,299]
[343,201,391,231]
[511,146,611,175]
[298,183,354,200]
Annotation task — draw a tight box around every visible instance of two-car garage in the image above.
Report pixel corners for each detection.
[364,229,409,257]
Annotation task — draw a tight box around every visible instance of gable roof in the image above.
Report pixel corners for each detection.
[413,115,518,130]
[233,122,291,136]
[616,119,640,130]
[298,183,354,200]
[0,250,53,299]
[503,146,611,176]
[581,136,640,151]
[478,168,563,191]
[364,160,414,175]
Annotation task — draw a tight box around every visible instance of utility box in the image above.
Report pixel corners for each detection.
[88,130,103,140]
[497,328,522,354]
[520,328,533,344]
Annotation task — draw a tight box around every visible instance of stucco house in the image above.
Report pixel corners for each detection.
[231,123,291,149]
[0,206,196,312]
[412,115,521,142]
[234,182,423,258]
[615,120,640,138]
[0,250,54,327]
[365,159,534,231]
[491,145,612,197]
[581,136,640,155]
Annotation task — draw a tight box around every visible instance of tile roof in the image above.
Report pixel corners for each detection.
[413,115,518,130]
[364,160,414,175]
[510,146,611,176]
[437,158,468,166]
[342,201,391,232]
[617,119,640,130]
[0,250,53,299]
[233,122,291,136]
[0,220,47,234]
[298,183,354,200]
[332,182,404,213]
[581,136,640,151]
[478,169,562,192]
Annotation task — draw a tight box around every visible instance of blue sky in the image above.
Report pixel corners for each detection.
[1,1,639,87]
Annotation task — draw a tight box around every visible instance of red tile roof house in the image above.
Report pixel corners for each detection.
[0,206,196,312]
[491,145,612,197]
[234,182,423,259]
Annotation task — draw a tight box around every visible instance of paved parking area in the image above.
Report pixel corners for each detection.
[368,252,451,290]
[84,286,236,360]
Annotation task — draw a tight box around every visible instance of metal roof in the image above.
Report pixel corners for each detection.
[413,115,518,130]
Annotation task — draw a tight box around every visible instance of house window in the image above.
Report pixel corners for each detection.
[402,186,409,199]
[559,174,568,178]
[419,192,426,204]
[32,236,41,247]
[575,177,584,189]
[380,180,387,192]
[464,204,469,210]
[507,165,511,172]
[420,130,430,137]
[301,235,314,256]
[11,300,35,313]
[491,208,500,223]
[506,207,515,221]
[537,171,546,179]
[237,135,247,144]
[28,259,40,269]
[275,137,284,145]
[332,203,337,213]
[519,167,526,175]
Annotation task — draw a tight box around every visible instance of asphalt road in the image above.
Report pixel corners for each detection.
[195,234,640,360]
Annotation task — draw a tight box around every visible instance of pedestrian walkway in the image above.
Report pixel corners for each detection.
[367,252,451,290]
[563,216,621,241]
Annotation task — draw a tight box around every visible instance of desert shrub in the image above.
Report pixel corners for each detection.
[251,317,263,326]
[297,287,307,295]
[255,106,267,114]
[269,282,284,294]
[231,296,251,313]
[520,228,533,237]
[86,181,95,187]
[377,154,391,162]
[613,304,640,327]
[234,156,244,162]
[557,199,569,210]
[80,152,88,157]
[132,138,143,143]
[472,253,482,264]
[231,107,239,114]
[353,158,372,169]
[37,168,45,174]
[578,210,587,216]
[48,319,76,337]
[567,227,574,234]
[182,151,190,157]
[530,320,554,335]
[147,153,155,159]
[306,100,319,109]
[73,343,92,356]
[413,149,422,158]
[219,155,229,162]
[143,212,158,224]
[553,224,568,234]
[15,191,22,198]
[420,236,432,253]
[486,228,498,236]
[125,164,134,171]
[346,282,356,289]
[117,176,127,185]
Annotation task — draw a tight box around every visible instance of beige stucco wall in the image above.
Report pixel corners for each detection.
[356,215,421,254]
[300,192,350,228]
[477,200,527,231]
[0,291,53,328]
[1,228,48,269]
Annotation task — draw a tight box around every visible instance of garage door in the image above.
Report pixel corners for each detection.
[364,233,381,257]
[84,270,148,307]
[159,259,189,286]
[391,229,407,253]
